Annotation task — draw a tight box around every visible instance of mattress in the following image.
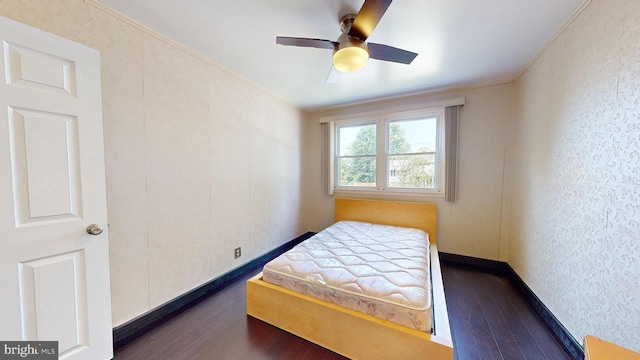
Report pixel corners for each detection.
[262,220,432,332]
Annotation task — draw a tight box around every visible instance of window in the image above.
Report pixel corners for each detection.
[320,98,463,200]
[334,108,444,196]
[387,118,438,189]
[337,123,377,187]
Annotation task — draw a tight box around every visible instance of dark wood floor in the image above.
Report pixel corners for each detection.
[443,266,571,360]
[113,264,571,360]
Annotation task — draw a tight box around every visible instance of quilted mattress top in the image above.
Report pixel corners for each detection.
[263,220,431,310]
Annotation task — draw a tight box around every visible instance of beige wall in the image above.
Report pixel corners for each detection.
[0,0,309,326]
[306,83,513,260]
[508,0,640,351]
[6,0,638,351]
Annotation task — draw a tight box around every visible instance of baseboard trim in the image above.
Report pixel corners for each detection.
[504,264,584,360]
[439,252,584,360]
[439,252,511,274]
[112,232,315,350]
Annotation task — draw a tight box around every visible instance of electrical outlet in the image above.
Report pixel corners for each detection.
[234,247,241,259]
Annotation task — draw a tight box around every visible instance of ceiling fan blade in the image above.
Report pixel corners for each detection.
[368,43,418,64]
[276,36,337,50]
[349,0,392,41]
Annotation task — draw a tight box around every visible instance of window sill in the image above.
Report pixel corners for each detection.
[333,188,445,202]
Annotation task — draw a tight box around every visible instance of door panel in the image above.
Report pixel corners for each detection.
[19,251,89,353]
[5,41,76,95]
[0,16,113,360]
[9,108,82,224]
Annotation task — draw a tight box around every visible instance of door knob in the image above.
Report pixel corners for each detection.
[86,224,104,235]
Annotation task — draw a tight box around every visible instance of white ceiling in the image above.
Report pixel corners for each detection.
[97,0,585,111]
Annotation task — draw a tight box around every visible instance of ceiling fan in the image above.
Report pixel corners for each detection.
[276,0,418,80]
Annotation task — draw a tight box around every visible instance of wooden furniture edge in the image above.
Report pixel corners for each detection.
[430,244,452,343]
[335,198,437,243]
[247,272,453,360]
[246,198,451,359]
[584,335,640,360]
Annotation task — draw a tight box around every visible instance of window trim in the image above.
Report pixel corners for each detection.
[319,97,465,200]
[385,114,443,191]
[335,121,378,189]
[331,107,446,198]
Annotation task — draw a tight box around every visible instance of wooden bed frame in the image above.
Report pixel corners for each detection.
[246,198,453,359]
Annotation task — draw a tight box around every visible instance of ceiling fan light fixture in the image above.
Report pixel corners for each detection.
[275,3,417,80]
[333,37,369,73]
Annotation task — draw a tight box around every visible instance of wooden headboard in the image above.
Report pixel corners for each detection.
[335,198,437,244]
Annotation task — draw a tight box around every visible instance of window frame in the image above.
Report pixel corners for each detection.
[332,107,445,200]
[385,116,440,190]
[335,121,379,189]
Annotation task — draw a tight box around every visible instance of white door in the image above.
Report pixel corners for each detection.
[0,16,113,360]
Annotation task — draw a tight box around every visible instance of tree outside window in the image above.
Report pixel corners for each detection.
[337,118,436,189]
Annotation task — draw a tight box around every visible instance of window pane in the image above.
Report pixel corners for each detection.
[338,124,376,156]
[388,154,435,188]
[337,123,377,187]
[338,157,376,187]
[388,118,436,154]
